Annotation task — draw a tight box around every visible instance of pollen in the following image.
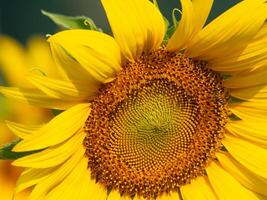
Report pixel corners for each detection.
[83,49,229,199]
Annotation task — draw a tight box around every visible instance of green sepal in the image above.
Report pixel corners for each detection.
[172,8,180,28]
[0,139,41,160]
[163,26,175,44]
[222,74,231,80]
[220,145,228,152]
[163,8,180,44]
[151,0,174,44]
[41,10,102,31]
[52,109,63,116]
[228,113,241,121]
[229,96,246,104]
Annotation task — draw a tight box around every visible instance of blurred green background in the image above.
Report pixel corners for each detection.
[0,0,240,43]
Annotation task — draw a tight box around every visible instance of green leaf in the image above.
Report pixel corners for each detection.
[0,139,41,160]
[41,10,102,31]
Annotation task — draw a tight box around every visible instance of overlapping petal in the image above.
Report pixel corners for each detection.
[6,121,41,139]
[229,85,267,101]
[48,30,121,84]
[226,120,267,147]
[217,152,267,197]
[26,147,85,200]
[45,158,90,200]
[230,105,267,122]
[0,86,76,110]
[206,162,259,200]
[223,135,267,180]
[185,0,267,66]
[12,131,84,168]
[26,36,59,78]
[167,0,213,51]
[210,25,267,72]
[27,74,98,100]
[181,176,218,200]
[224,67,267,88]
[13,103,90,151]
[15,168,55,193]
[102,0,166,62]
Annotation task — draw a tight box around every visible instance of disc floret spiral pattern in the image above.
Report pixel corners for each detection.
[83,49,229,198]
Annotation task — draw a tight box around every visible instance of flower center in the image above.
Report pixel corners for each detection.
[83,49,229,199]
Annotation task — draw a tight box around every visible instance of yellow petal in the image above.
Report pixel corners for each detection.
[186,1,267,63]
[217,152,267,197]
[257,194,267,200]
[27,146,85,200]
[46,157,90,200]
[230,106,267,122]
[167,0,213,52]
[107,191,121,200]
[102,0,165,62]
[224,67,267,88]
[254,23,267,41]
[49,30,121,83]
[158,192,180,200]
[13,131,84,168]
[210,28,267,72]
[191,0,213,34]
[206,161,259,200]
[0,35,29,86]
[27,74,99,100]
[229,85,267,101]
[229,100,267,111]
[167,0,194,51]
[226,120,267,147]
[6,121,41,139]
[74,158,106,200]
[13,103,90,151]
[107,190,131,200]
[15,168,55,193]
[49,39,96,85]
[223,135,267,180]
[133,192,180,200]
[0,86,76,110]
[83,167,107,200]
[181,176,218,200]
[133,196,144,200]
[26,35,59,79]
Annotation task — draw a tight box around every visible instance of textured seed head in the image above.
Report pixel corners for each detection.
[84,49,228,199]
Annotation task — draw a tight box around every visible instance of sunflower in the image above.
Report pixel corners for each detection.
[0,35,59,199]
[1,0,267,199]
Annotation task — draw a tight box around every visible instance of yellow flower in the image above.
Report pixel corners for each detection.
[0,35,57,199]
[1,0,267,199]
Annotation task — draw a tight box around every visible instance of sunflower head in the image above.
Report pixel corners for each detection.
[83,49,229,197]
[1,0,267,200]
